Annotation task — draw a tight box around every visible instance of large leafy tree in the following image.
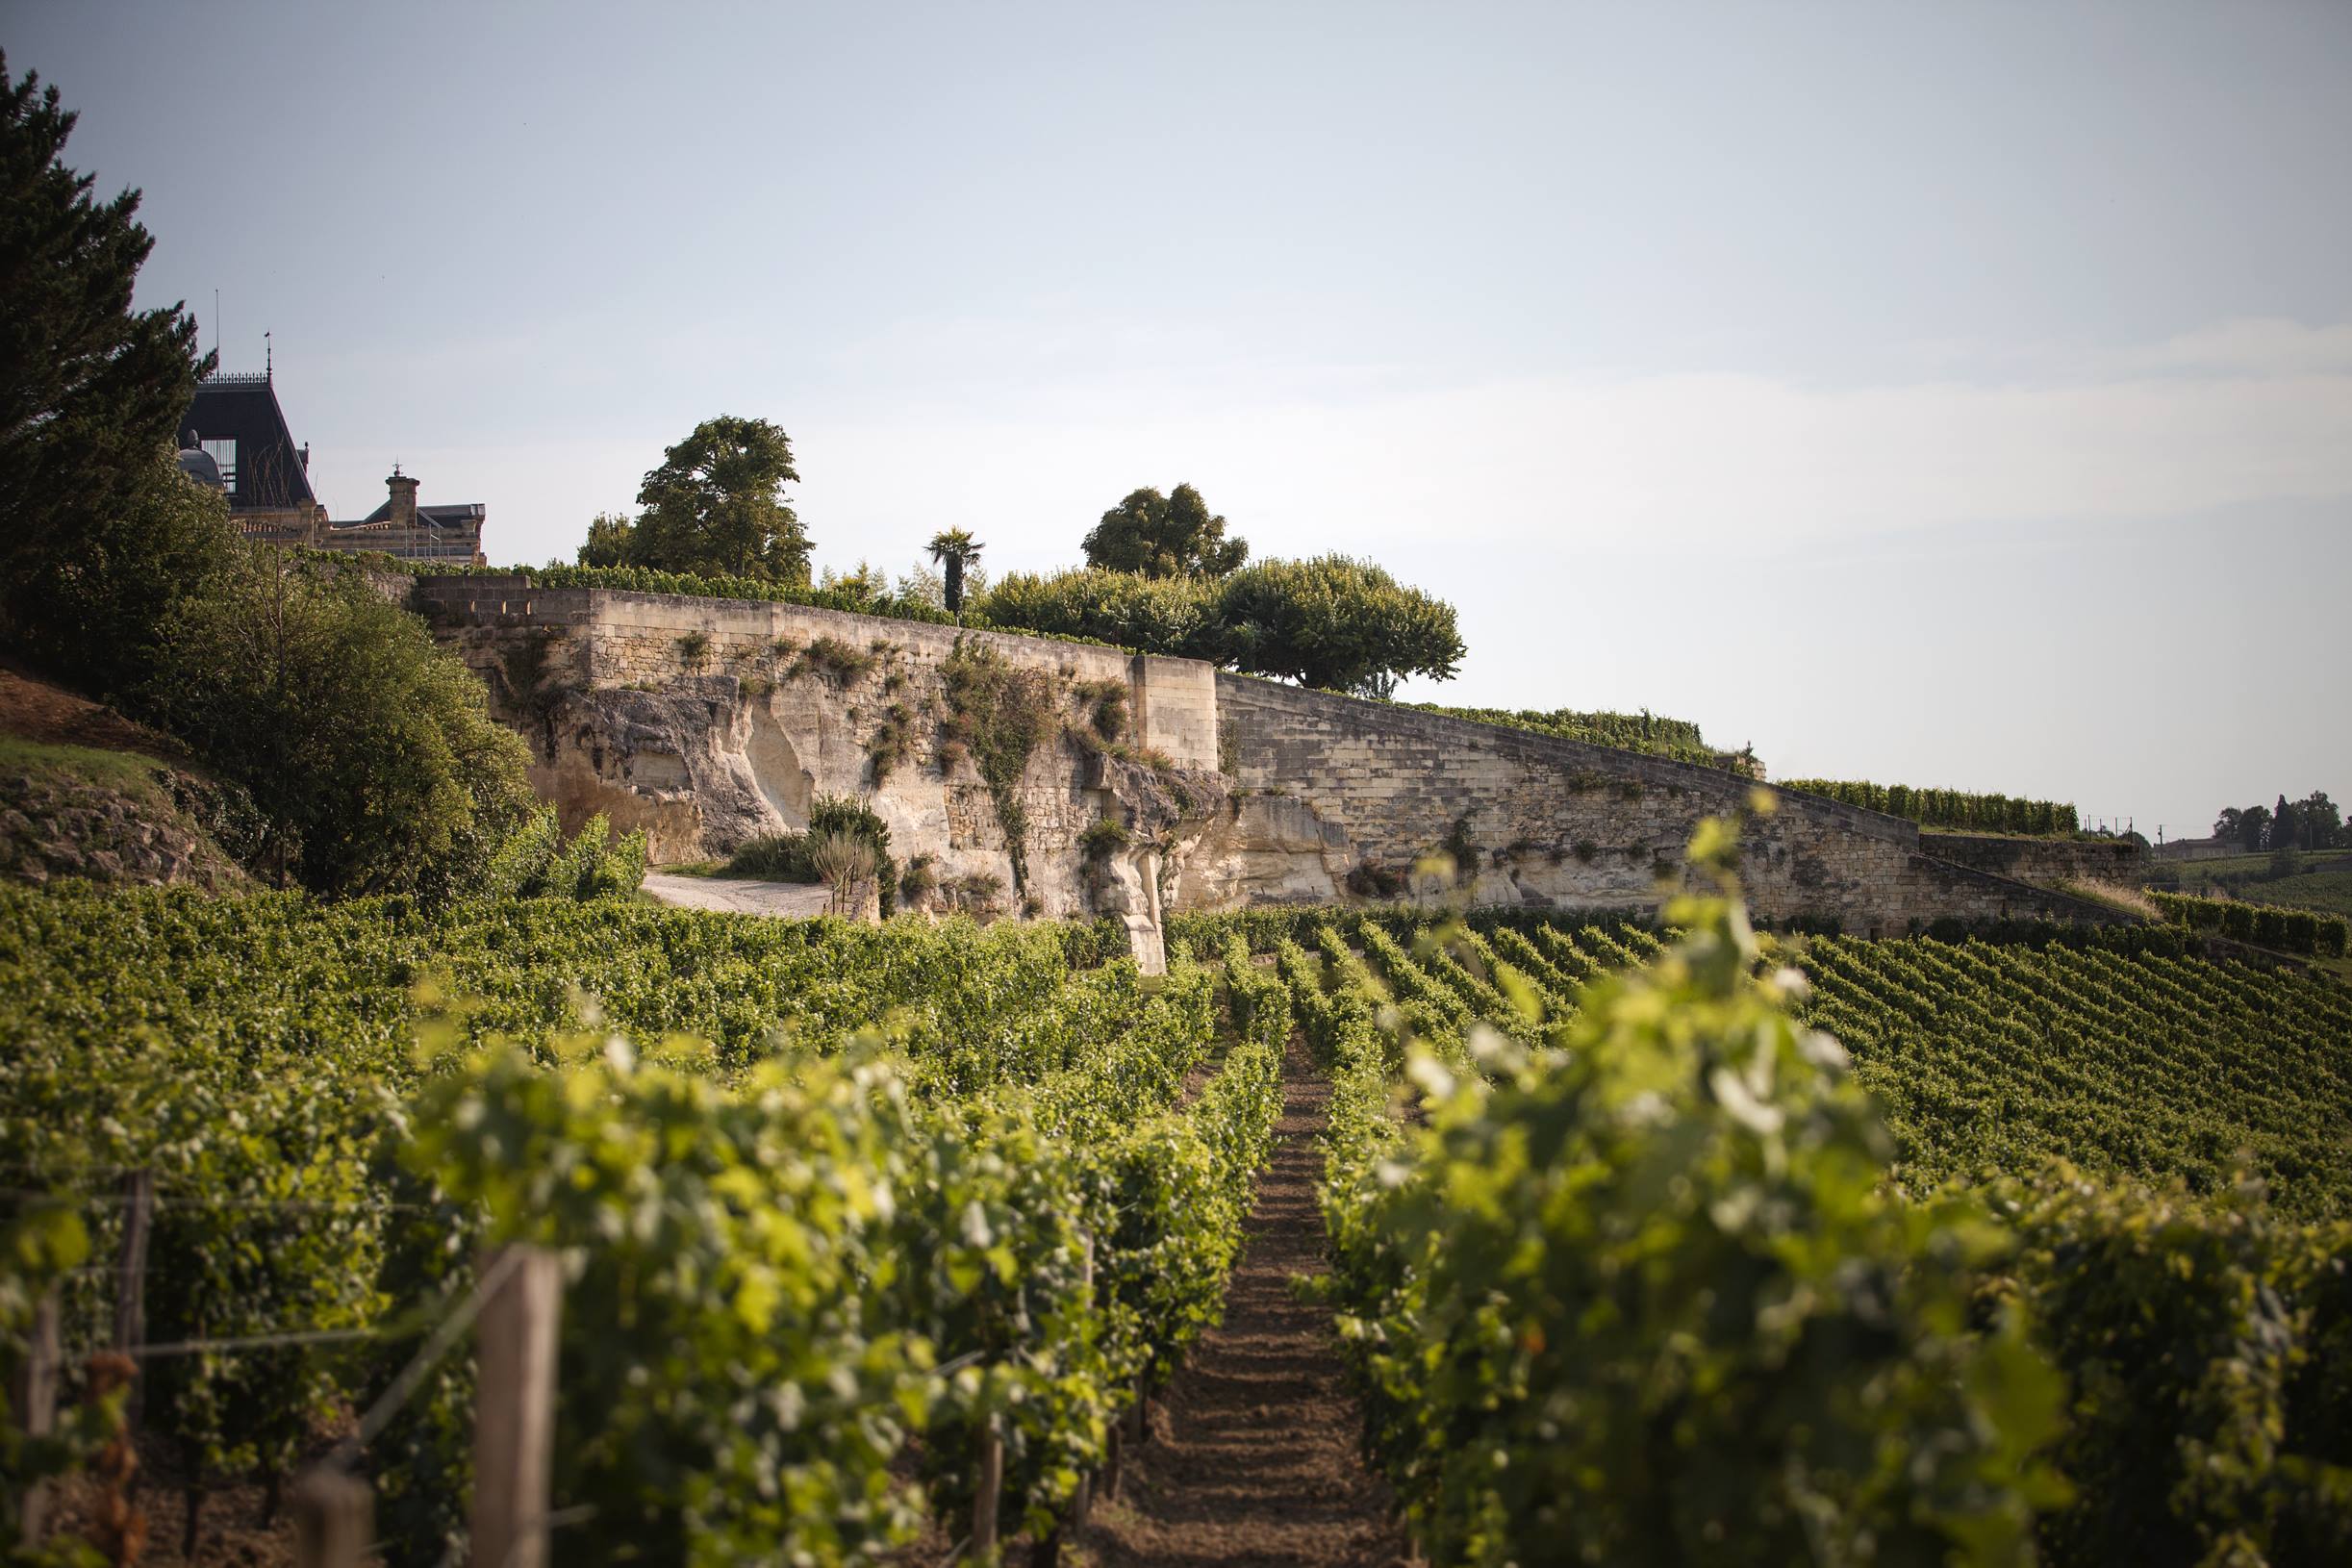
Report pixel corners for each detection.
[0,53,209,647]
[1209,555,1464,696]
[1081,483,1248,579]
[629,416,812,583]
[575,511,634,568]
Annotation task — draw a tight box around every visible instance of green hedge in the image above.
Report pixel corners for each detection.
[1400,702,1754,772]
[1780,777,2081,836]
[2149,889,2350,958]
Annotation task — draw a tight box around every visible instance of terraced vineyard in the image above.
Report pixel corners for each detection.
[1798,935,2352,1215]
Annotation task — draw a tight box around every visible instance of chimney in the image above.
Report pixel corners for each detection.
[386,467,419,529]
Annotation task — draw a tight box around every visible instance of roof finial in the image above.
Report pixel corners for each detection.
[265,330,272,378]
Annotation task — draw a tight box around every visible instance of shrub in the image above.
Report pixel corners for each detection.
[722,832,814,881]
[142,546,536,898]
[975,569,1219,658]
[868,700,916,782]
[1069,677,1129,749]
[675,630,711,670]
[2150,890,2350,957]
[808,829,878,915]
[1079,816,1131,863]
[791,636,877,684]
[1989,1170,2352,1565]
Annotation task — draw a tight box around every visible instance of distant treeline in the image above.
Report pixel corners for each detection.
[1778,779,2079,837]
[2213,793,2344,852]
[1404,704,1759,773]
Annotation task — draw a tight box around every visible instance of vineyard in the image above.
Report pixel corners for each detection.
[1284,872,2352,1566]
[1778,776,2082,836]
[6,864,2352,1566]
[0,889,1272,1562]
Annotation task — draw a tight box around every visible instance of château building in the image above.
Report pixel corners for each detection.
[178,370,487,564]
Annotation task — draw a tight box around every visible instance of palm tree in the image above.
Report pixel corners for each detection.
[925,528,984,620]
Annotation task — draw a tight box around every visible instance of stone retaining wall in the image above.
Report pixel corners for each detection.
[1919,831,2149,889]
[1204,675,2129,932]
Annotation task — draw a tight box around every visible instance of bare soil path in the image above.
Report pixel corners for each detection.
[1078,1031,1409,1568]
[640,872,834,917]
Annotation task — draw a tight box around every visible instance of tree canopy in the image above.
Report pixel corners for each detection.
[1080,483,1248,579]
[592,416,813,583]
[1209,555,1464,695]
[0,52,208,643]
[576,511,634,569]
[2216,794,2344,852]
[974,555,1463,697]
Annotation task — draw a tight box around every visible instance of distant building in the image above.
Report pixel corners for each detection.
[179,371,487,565]
[2152,835,2238,863]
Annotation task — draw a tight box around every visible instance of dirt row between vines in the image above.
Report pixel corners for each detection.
[1077,1029,1409,1568]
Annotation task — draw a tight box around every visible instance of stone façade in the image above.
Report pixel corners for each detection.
[414,577,2137,954]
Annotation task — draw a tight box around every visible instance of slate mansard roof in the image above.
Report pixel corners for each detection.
[181,373,316,511]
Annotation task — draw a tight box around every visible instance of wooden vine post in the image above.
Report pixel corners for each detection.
[292,1467,371,1568]
[13,1287,61,1549]
[971,1413,1004,1560]
[1070,1235,1097,1526]
[469,1245,563,1568]
[113,1169,154,1427]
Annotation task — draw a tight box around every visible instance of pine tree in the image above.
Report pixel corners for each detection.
[0,54,208,606]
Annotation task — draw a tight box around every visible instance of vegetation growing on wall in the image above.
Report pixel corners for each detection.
[1068,677,1129,749]
[940,640,1059,889]
[790,635,878,684]
[867,700,917,782]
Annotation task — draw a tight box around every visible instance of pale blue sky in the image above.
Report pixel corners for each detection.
[10,0,2348,839]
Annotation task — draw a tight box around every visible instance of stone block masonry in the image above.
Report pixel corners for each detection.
[412,577,2128,940]
[412,577,1219,771]
[1201,673,2129,934]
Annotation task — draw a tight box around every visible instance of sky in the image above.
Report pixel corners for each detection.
[9,0,2348,841]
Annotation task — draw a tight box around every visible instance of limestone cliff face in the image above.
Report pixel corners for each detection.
[427,580,1230,964]
[417,577,2136,943]
[531,672,1225,941]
